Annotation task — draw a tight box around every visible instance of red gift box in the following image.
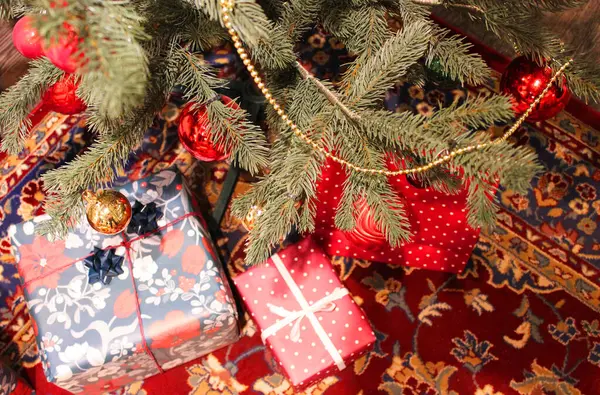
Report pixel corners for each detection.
[0,364,32,395]
[233,238,375,388]
[314,159,480,272]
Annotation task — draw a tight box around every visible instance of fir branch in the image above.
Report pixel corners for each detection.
[183,19,228,52]
[324,5,390,56]
[39,46,178,237]
[391,0,431,25]
[346,21,432,108]
[329,3,392,96]
[553,56,600,104]
[220,0,272,46]
[194,0,296,69]
[1,0,14,19]
[173,46,225,103]
[294,61,361,122]
[173,46,269,173]
[0,59,63,154]
[145,0,227,52]
[251,24,297,70]
[258,0,285,20]
[441,1,562,63]
[355,95,541,228]
[465,177,498,230]
[428,94,514,130]
[451,0,587,13]
[32,0,150,119]
[206,100,270,174]
[39,113,155,237]
[279,0,323,42]
[427,26,490,85]
[232,79,331,264]
[335,169,413,245]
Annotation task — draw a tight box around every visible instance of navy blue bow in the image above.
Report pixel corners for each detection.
[84,247,125,285]
[127,201,163,235]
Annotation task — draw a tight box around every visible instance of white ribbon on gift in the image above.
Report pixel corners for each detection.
[260,253,348,371]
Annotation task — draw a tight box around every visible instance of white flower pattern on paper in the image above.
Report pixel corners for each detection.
[65,232,84,249]
[109,336,135,358]
[59,342,90,365]
[132,255,158,282]
[12,170,239,393]
[42,332,64,352]
[55,364,74,382]
[139,268,184,305]
[26,263,112,330]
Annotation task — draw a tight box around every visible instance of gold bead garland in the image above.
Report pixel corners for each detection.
[220,0,573,177]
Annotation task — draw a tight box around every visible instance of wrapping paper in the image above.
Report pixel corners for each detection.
[234,238,375,388]
[314,158,480,272]
[0,365,32,395]
[8,169,239,393]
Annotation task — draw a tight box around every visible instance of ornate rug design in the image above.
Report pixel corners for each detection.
[1,30,600,394]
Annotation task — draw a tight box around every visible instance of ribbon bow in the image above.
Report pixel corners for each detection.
[83,247,125,285]
[265,287,347,343]
[260,254,350,371]
[127,201,163,235]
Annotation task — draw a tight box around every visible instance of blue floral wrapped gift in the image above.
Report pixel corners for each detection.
[7,169,239,394]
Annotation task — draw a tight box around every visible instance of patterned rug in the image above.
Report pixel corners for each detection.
[1,29,600,395]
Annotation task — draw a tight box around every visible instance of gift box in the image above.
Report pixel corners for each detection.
[8,169,239,393]
[314,159,480,273]
[0,364,32,395]
[233,237,375,388]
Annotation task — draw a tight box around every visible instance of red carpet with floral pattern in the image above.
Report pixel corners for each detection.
[1,27,600,395]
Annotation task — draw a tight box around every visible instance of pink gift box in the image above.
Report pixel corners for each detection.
[233,237,375,388]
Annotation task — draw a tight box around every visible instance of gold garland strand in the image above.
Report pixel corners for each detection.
[219,0,573,177]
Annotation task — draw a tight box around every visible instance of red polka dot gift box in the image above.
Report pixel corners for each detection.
[314,158,480,273]
[233,237,376,389]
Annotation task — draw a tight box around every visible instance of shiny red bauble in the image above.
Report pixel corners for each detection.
[500,56,571,122]
[12,16,44,59]
[43,75,87,115]
[178,96,234,162]
[44,23,84,73]
[344,198,388,251]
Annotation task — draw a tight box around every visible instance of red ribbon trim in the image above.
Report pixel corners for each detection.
[121,232,164,374]
[22,212,200,287]
[22,211,202,374]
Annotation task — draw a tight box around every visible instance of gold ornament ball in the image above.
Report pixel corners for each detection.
[241,205,263,231]
[82,190,132,235]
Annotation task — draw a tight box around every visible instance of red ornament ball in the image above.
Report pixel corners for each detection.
[44,23,84,73]
[500,56,571,122]
[344,198,388,251]
[43,75,87,115]
[12,16,44,59]
[178,96,234,162]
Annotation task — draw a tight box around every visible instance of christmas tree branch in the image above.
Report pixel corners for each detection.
[279,0,323,42]
[392,0,430,25]
[426,26,490,85]
[324,4,390,56]
[174,46,269,174]
[38,47,178,237]
[0,59,63,154]
[345,21,432,108]
[465,177,498,230]
[439,0,600,101]
[232,79,333,264]
[294,61,361,122]
[31,0,150,119]
[0,0,14,18]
